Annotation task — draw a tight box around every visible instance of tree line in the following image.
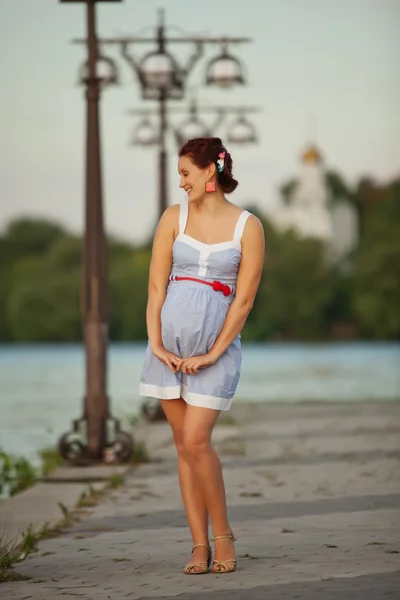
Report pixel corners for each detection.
[1,174,399,343]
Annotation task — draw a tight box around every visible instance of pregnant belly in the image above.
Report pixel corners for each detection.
[161,283,228,357]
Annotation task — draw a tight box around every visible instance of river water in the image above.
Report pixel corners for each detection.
[0,342,399,462]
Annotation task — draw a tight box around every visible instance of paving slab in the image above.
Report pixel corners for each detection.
[0,466,131,544]
[44,464,130,483]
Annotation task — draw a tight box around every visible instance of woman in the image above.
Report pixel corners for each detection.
[140,137,264,574]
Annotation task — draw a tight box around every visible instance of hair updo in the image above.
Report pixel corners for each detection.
[178,137,239,194]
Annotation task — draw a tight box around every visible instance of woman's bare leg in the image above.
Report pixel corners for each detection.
[182,405,235,568]
[160,399,209,571]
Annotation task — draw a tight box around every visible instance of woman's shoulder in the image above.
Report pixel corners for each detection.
[158,204,181,226]
[224,202,247,218]
[242,212,265,243]
[163,203,181,218]
[226,201,253,216]
[157,204,181,239]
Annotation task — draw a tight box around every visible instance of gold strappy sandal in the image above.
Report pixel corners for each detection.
[211,533,237,574]
[184,543,212,575]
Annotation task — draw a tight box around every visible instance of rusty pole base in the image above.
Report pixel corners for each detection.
[58,415,134,466]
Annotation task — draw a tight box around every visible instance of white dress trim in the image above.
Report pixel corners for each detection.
[139,382,232,411]
[178,200,189,234]
[139,383,181,400]
[175,234,241,252]
[175,203,248,254]
[198,245,211,276]
[181,384,232,411]
[234,210,251,245]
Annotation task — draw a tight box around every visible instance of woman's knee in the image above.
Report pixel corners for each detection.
[175,439,187,458]
[171,432,187,458]
[182,431,210,459]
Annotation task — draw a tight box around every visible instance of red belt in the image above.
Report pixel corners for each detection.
[169,275,234,296]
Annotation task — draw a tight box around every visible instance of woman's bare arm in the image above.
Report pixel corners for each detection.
[206,215,264,361]
[146,205,180,370]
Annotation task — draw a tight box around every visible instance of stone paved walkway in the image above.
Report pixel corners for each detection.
[2,401,400,599]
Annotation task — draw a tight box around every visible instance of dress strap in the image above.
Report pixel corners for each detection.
[233,210,251,244]
[179,201,189,235]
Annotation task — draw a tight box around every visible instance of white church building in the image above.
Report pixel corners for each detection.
[271,145,359,264]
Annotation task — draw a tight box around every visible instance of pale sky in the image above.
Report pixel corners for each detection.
[1,0,399,243]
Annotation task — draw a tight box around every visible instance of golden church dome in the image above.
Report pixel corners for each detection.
[301,144,323,164]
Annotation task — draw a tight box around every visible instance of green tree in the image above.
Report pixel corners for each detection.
[3,218,66,260]
[353,179,400,338]
[280,179,297,205]
[325,170,352,205]
[243,219,334,340]
[6,256,81,342]
[109,250,151,341]
[46,235,82,271]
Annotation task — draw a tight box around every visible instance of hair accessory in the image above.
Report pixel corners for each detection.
[217,151,226,173]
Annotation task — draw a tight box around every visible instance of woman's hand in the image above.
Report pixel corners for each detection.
[151,344,181,373]
[179,353,217,376]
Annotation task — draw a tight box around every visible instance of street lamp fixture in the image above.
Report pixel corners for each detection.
[228,114,258,144]
[132,117,160,146]
[119,8,198,102]
[79,54,119,87]
[206,46,246,88]
[175,98,211,145]
[176,116,211,145]
[139,50,182,92]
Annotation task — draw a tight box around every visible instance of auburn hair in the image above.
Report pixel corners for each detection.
[178,137,239,194]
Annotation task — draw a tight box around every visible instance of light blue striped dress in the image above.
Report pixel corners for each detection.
[139,202,251,411]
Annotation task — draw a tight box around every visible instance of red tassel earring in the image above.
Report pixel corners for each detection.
[205,181,216,193]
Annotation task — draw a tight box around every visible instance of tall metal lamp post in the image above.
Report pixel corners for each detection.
[59,0,133,463]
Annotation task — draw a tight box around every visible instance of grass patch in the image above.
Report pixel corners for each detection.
[0,451,38,497]
[130,441,150,465]
[77,493,99,508]
[0,529,34,583]
[19,525,39,555]
[77,487,99,508]
[77,484,106,507]
[42,514,80,540]
[39,447,66,476]
[0,446,65,499]
[40,502,83,541]
[106,474,125,489]
[0,535,22,582]
[58,502,69,518]
[125,413,140,428]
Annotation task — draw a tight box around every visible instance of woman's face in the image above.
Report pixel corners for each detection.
[178,155,212,203]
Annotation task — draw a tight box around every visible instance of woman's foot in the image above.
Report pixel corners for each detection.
[184,543,212,575]
[211,533,237,574]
